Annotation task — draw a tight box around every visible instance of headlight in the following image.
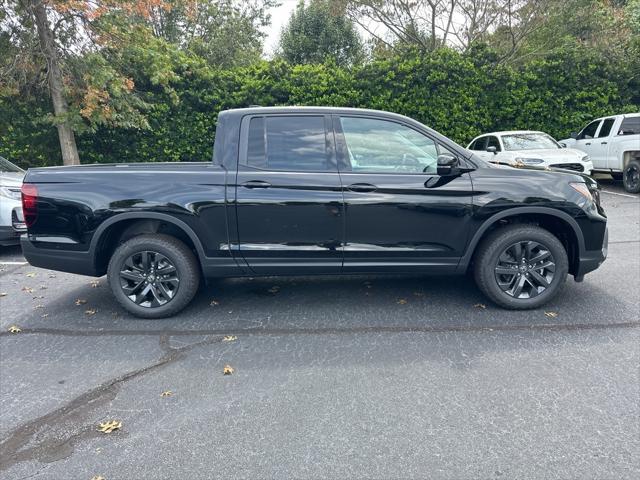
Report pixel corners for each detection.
[515,157,544,165]
[569,182,593,202]
[0,186,22,200]
[581,155,590,162]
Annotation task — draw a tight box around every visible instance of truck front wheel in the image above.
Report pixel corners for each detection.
[623,159,640,194]
[107,234,200,318]
[473,225,568,309]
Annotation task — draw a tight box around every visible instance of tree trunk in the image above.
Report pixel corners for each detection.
[31,0,80,165]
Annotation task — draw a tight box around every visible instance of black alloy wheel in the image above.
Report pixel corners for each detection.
[119,251,180,308]
[494,241,556,299]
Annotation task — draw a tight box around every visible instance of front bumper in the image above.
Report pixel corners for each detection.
[574,226,608,280]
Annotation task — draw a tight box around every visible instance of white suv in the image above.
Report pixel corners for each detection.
[467,130,593,175]
[0,156,26,246]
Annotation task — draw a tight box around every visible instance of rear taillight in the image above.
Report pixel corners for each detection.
[21,183,38,227]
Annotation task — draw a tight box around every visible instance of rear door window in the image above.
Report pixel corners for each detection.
[246,115,329,171]
[597,118,615,138]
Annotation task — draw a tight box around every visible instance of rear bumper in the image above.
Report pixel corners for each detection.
[21,236,99,276]
[575,226,608,279]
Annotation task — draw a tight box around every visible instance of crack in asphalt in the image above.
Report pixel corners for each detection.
[0,334,222,472]
[0,321,638,339]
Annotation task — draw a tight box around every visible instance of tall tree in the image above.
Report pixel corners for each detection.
[278,0,365,66]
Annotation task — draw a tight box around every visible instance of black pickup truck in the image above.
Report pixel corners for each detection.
[21,107,608,318]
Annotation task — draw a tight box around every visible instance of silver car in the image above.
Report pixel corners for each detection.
[0,156,26,246]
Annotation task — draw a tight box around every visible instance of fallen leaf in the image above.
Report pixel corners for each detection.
[90,280,100,288]
[48,274,56,278]
[397,299,407,305]
[8,325,21,334]
[222,335,237,342]
[97,420,122,434]
[160,390,173,397]
[210,300,220,306]
[474,303,487,309]
[40,285,47,290]
[0,292,7,297]
[223,365,234,375]
[91,476,105,480]
[85,308,97,316]
[33,304,44,310]
[544,311,558,318]
[75,299,87,306]
[41,313,49,318]
[268,286,280,293]
[25,272,36,278]
[21,287,34,293]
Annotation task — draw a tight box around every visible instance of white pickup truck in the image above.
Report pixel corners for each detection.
[560,113,640,193]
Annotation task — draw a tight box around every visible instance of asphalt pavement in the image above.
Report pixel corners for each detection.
[0,179,638,479]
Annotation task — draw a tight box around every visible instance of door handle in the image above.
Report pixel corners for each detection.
[585,142,591,145]
[242,180,271,189]
[600,141,608,144]
[346,183,377,193]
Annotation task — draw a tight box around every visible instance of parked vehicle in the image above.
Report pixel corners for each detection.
[560,113,640,193]
[0,156,26,246]
[467,131,594,174]
[21,107,608,318]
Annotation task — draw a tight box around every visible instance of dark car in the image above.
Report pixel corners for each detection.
[20,107,608,318]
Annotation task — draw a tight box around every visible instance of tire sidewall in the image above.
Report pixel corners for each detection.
[108,236,199,319]
[623,160,640,194]
[479,228,568,309]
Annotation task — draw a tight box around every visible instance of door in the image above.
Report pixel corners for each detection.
[234,114,344,274]
[574,119,602,161]
[589,118,615,169]
[334,115,474,273]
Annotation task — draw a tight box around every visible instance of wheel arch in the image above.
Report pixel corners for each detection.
[89,213,207,276]
[458,207,585,275]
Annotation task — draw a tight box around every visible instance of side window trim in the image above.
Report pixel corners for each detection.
[332,114,455,176]
[238,114,337,173]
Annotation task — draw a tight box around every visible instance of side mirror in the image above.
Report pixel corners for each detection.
[437,154,458,176]
[486,146,497,154]
[570,132,578,139]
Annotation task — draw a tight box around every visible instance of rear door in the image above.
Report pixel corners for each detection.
[234,114,344,274]
[334,115,474,273]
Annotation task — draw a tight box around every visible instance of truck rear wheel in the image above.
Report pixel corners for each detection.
[623,159,640,194]
[473,225,568,309]
[107,234,200,318]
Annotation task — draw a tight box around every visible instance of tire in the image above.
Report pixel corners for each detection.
[107,234,200,318]
[473,225,568,310]
[622,159,640,194]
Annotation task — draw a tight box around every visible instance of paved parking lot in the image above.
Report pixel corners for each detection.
[1,179,638,479]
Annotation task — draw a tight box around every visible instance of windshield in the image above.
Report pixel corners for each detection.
[502,133,560,151]
[0,156,24,173]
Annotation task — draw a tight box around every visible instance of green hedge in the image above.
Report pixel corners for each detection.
[1,47,637,168]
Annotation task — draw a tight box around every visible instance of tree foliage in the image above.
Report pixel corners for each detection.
[278,0,365,66]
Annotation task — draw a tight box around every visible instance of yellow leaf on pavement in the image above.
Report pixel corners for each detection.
[474,303,487,309]
[223,365,234,375]
[8,325,21,334]
[85,308,97,316]
[397,299,407,305]
[75,299,87,305]
[222,335,237,342]
[160,390,173,397]
[97,420,122,434]
[544,311,558,318]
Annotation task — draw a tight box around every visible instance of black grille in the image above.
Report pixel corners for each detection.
[550,163,584,172]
